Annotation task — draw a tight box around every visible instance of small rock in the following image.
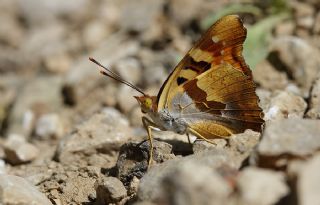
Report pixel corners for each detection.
[256,88,272,112]
[298,153,320,205]
[83,20,112,50]
[55,108,132,165]
[253,60,288,90]
[193,130,261,167]
[236,167,289,205]
[113,57,142,85]
[35,113,64,139]
[43,52,72,74]
[8,76,63,136]
[128,176,140,196]
[95,176,127,204]
[4,134,40,165]
[169,0,215,26]
[257,119,320,167]
[118,0,164,32]
[0,174,52,205]
[264,91,307,120]
[306,76,320,119]
[158,161,233,205]
[138,48,169,85]
[275,21,295,36]
[271,37,320,96]
[115,140,174,186]
[138,149,240,201]
[116,84,141,113]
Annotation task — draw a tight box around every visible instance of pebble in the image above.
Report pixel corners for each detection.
[158,161,233,205]
[35,113,64,139]
[95,176,127,204]
[252,60,288,90]
[237,167,289,205]
[137,149,239,201]
[0,174,52,205]
[114,57,142,85]
[7,76,63,137]
[271,37,320,96]
[264,91,307,120]
[257,119,320,163]
[4,134,40,165]
[116,84,141,114]
[83,20,112,50]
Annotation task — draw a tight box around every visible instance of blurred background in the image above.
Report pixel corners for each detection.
[1,0,319,139]
[0,0,319,204]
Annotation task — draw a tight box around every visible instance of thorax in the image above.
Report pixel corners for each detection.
[147,108,187,134]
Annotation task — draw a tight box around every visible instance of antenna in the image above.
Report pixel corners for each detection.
[89,57,146,96]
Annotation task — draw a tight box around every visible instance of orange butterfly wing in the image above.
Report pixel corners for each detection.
[157,15,252,110]
[157,15,264,138]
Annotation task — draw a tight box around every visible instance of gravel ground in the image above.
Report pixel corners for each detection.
[0,0,320,205]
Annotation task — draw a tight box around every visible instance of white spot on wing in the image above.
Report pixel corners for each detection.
[212,36,219,43]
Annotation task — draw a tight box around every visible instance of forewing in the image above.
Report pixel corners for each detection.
[157,15,251,110]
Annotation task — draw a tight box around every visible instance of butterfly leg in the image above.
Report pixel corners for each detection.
[187,128,219,145]
[142,117,158,168]
[186,133,192,144]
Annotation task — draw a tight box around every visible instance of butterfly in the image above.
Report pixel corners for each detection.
[90,15,264,166]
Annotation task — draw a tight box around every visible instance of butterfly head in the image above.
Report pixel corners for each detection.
[134,95,157,114]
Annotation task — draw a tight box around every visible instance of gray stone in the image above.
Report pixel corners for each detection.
[55,108,132,165]
[82,20,113,50]
[298,153,320,205]
[137,149,239,202]
[271,37,320,96]
[193,130,261,166]
[118,0,164,32]
[253,60,288,90]
[4,134,39,165]
[264,91,307,120]
[114,57,142,85]
[0,174,52,205]
[35,113,64,139]
[236,167,289,205]
[158,161,233,205]
[115,139,174,186]
[258,119,320,157]
[116,84,141,114]
[95,177,127,204]
[7,76,63,137]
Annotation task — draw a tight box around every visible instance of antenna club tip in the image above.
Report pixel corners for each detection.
[89,57,94,61]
